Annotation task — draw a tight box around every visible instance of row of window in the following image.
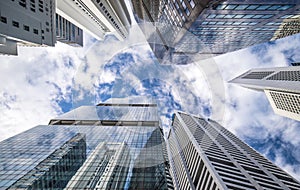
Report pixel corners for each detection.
[280,14,300,19]
[15,0,48,13]
[197,27,247,31]
[270,91,300,114]
[253,27,277,31]
[72,0,106,32]
[192,31,239,35]
[0,16,41,35]
[95,0,125,36]
[201,21,258,26]
[215,4,294,11]
[207,14,274,19]
[266,22,283,26]
[192,31,274,37]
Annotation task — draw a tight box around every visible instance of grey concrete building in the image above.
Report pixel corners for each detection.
[0,0,56,55]
[167,111,300,189]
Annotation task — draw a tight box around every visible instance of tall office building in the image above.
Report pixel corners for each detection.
[56,0,131,41]
[8,133,87,189]
[0,0,56,55]
[230,66,300,121]
[167,111,300,189]
[0,97,173,189]
[131,0,300,64]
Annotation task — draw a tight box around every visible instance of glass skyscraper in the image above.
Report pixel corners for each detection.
[167,111,300,189]
[0,97,173,189]
[131,0,300,64]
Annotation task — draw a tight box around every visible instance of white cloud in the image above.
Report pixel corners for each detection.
[0,41,87,141]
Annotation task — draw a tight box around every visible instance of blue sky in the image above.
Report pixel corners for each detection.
[0,12,300,182]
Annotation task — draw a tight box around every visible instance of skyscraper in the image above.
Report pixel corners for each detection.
[167,111,300,189]
[131,0,300,64]
[8,133,87,189]
[230,66,300,121]
[56,0,131,41]
[0,97,173,189]
[0,0,56,55]
[0,0,132,55]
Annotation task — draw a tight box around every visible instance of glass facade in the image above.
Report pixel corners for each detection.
[54,105,159,122]
[131,0,300,64]
[8,133,86,189]
[0,100,173,189]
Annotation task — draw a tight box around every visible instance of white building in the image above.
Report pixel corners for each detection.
[167,111,300,189]
[230,66,300,121]
[56,0,131,41]
[0,0,56,55]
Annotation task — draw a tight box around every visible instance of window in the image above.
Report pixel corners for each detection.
[278,5,294,10]
[215,4,294,11]
[243,14,254,19]
[1,16,7,24]
[33,29,39,34]
[207,13,273,19]
[280,14,293,19]
[268,5,282,10]
[216,4,226,10]
[256,5,271,10]
[224,14,235,19]
[12,21,19,28]
[246,5,259,10]
[225,5,237,10]
[207,14,216,19]
[189,0,195,9]
[253,14,264,19]
[262,15,273,19]
[234,15,244,19]
[215,15,225,19]
[23,25,29,31]
[182,1,186,9]
[235,5,248,10]
[185,8,190,16]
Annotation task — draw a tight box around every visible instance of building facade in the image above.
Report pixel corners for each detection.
[8,133,86,189]
[66,142,131,189]
[230,66,300,121]
[0,0,56,55]
[56,0,131,41]
[56,14,83,47]
[0,97,173,189]
[0,0,131,55]
[167,111,300,189]
[131,0,300,64]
